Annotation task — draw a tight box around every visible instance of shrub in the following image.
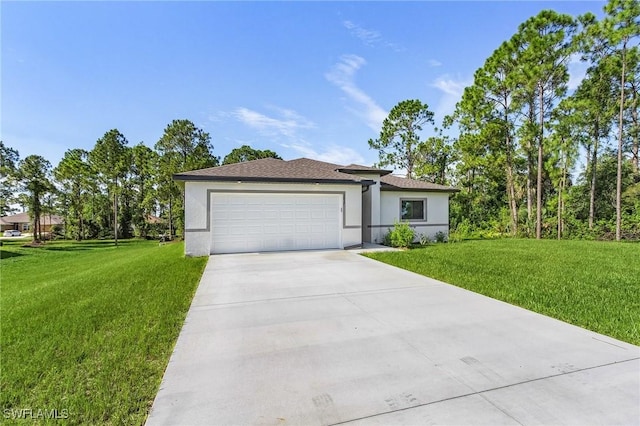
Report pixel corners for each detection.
[434,231,448,243]
[418,233,431,246]
[448,231,463,243]
[385,221,415,248]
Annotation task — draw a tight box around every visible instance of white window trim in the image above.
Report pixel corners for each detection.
[400,198,427,222]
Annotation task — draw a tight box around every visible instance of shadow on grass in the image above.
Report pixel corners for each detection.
[0,250,23,259]
[37,239,153,252]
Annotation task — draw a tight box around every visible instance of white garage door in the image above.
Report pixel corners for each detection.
[210,193,341,254]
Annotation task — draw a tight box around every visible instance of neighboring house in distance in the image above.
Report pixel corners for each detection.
[175,157,459,256]
[0,212,64,233]
[146,215,164,225]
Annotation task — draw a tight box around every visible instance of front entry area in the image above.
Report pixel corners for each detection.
[210,193,341,254]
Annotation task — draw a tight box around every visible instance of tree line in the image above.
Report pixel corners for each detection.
[369,0,639,241]
[0,120,280,243]
[2,0,638,244]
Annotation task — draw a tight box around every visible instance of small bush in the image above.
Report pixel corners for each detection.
[385,221,415,248]
[434,231,448,243]
[418,233,431,246]
[448,231,463,243]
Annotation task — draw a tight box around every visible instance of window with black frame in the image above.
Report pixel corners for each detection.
[400,199,426,221]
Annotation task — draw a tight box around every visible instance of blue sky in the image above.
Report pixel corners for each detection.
[2,1,603,170]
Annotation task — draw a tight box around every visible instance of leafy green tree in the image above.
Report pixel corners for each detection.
[549,100,582,238]
[515,10,577,239]
[601,0,640,240]
[117,147,134,239]
[0,141,20,216]
[580,1,640,239]
[414,134,456,185]
[54,149,93,240]
[569,62,617,229]
[566,151,636,237]
[130,143,159,238]
[368,99,435,178]
[222,145,281,165]
[90,129,129,245]
[625,49,639,174]
[155,119,218,237]
[453,40,521,234]
[448,131,507,232]
[16,155,52,242]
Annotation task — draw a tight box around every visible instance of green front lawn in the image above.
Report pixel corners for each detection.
[1,239,207,424]
[365,239,640,345]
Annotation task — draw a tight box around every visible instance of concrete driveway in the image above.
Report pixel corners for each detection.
[147,250,639,425]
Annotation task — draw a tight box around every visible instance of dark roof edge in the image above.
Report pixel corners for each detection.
[381,185,460,193]
[173,174,364,185]
[337,168,393,176]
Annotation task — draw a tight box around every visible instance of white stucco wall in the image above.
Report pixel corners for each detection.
[183,181,362,256]
[378,191,451,243]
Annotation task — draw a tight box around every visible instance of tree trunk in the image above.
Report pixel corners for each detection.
[503,100,518,236]
[506,138,518,236]
[113,178,119,247]
[632,87,638,174]
[557,153,566,240]
[589,135,599,230]
[526,101,535,236]
[616,43,626,242]
[168,195,173,239]
[536,87,544,240]
[527,148,533,235]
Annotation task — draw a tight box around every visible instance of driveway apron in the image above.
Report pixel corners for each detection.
[147,250,639,425]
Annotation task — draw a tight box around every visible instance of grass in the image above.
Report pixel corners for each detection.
[0,239,208,424]
[365,239,640,346]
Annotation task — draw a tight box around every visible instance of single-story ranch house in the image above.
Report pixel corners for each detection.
[0,211,64,233]
[175,158,458,256]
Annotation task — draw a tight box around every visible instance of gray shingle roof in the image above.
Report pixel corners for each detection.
[174,158,365,184]
[174,157,458,192]
[381,175,459,192]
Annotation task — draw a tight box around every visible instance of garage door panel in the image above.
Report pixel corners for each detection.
[280,224,295,234]
[295,224,311,233]
[211,193,341,254]
[295,210,311,219]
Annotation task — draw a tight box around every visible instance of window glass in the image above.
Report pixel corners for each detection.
[401,200,425,220]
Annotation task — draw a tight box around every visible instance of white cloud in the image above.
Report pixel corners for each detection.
[232,107,314,138]
[230,106,367,164]
[325,54,387,132]
[431,75,471,119]
[428,59,442,67]
[343,20,381,47]
[342,20,404,52]
[432,76,467,97]
[283,141,365,165]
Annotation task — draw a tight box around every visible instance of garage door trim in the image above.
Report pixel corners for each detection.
[184,189,361,233]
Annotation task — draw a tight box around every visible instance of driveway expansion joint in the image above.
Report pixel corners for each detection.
[328,357,640,426]
[192,284,428,309]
